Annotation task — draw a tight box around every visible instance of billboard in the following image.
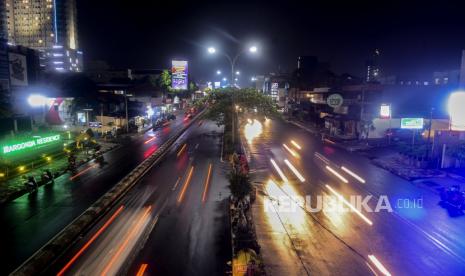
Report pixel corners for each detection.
[171,60,188,90]
[9,53,28,86]
[401,118,424,129]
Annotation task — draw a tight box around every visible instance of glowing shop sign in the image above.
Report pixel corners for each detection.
[2,134,61,154]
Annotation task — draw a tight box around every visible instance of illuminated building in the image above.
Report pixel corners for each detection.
[5,0,82,72]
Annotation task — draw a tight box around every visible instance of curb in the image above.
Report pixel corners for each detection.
[10,110,205,276]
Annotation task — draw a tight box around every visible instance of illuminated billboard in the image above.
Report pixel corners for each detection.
[1,134,61,155]
[171,60,188,90]
[401,118,424,129]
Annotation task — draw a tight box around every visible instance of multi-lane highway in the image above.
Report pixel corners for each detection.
[0,113,191,275]
[243,117,465,275]
[48,119,231,275]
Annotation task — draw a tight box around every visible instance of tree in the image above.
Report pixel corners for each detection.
[199,88,278,126]
[159,69,172,93]
[229,172,252,200]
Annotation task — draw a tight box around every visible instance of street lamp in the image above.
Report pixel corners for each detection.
[448,91,465,131]
[28,94,47,107]
[216,70,221,75]
[207,44,258,86]
[222,77,227,81]
[236,71,240,75]
[251,77,257,81]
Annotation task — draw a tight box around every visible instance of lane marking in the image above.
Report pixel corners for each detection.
[290,140,302,150]
[177,144,187,157]
[177,166,194,203]
[368,255,391,276]
[270,159,289,183]
[341,166,366,183]
[202,164,213,203]
[326,166,349,183]
[135,263,148,276]
[172,176,181,191]
[100,206,152,276]
[325,185,373,226]
[57,205,125,276]
[284,159,305,182]
[283,143,298,157]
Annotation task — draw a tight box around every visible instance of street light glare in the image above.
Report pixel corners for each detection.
[28,94,47,107]
[207,47,216,54]
[448,91,465,131]
[222,77,227,81]
[236,71,240,75]
[249,46,257,53]
[216,70,221,75]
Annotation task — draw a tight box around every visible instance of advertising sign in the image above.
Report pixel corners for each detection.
[171,60,188,90]
[380,104,391,118]
[327,94,343,108]
[9,53,28,86]
[271,82,279,100]
[2,134,61,155]
[401,118,424,129]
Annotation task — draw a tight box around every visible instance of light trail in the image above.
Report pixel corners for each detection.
[57,205,125,276]
[202,164,213,203]
[100,206,152,276]
[284,159,305,182]
[270,159,289,183]
[325,185,373,226]
[172,176,181,191]
[135,263,148,276]
[177,144,187,157]
[314,152,330,165]
[341,166,366,183]
[70,164,98,180]
[368,255,391,276]
[282,144,298,157]
[325,166,349,183]
[144,136,156,144]
[177,166,194,203]
[290,140,301,150]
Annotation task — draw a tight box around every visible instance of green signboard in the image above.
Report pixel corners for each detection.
[400,118,424,129]
[1,134,61,155]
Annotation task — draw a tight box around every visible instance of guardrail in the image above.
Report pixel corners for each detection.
[11,110,205,276]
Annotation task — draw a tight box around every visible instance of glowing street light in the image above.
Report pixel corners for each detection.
[28,94,47,107]
[236,71,240,75]
[216,70,221,75]
[448,91,465,131]
[222,77,227,81]
[206,44,258,85]
[251,77,256,81]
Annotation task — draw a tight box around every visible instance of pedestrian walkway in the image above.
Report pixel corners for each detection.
[0,141,118,204]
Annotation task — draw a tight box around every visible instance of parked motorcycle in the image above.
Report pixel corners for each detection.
[24,176,38,194]
[41,169,54,184]
[439,185,465,210]
[93,150,104,165]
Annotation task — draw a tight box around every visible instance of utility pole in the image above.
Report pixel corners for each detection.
[125,91,129,133]
[425,107,434,161]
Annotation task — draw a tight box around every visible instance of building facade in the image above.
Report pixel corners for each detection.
[5,0,81,73]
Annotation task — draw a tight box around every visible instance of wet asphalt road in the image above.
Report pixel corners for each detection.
[49,119,231,276]
[0,114,189,275]
[243,117,465,275]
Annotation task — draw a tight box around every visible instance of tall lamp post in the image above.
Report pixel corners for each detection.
[207,45,257,87]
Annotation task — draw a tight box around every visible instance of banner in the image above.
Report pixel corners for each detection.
[171,60,188,90]
[9,53,28,86]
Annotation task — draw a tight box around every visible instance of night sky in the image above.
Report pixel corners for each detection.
[77,0,465,83]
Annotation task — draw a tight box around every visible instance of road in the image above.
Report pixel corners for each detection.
[0,113,191,275]
[242,117,465,275]
[48,119,231,276]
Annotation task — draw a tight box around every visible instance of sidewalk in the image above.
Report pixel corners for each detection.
[0,140,118,204]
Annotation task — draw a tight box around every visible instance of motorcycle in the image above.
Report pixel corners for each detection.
[94,151,104,165]
[41,169,54,184]
[439,185,465,210]
[24,176,38,194]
